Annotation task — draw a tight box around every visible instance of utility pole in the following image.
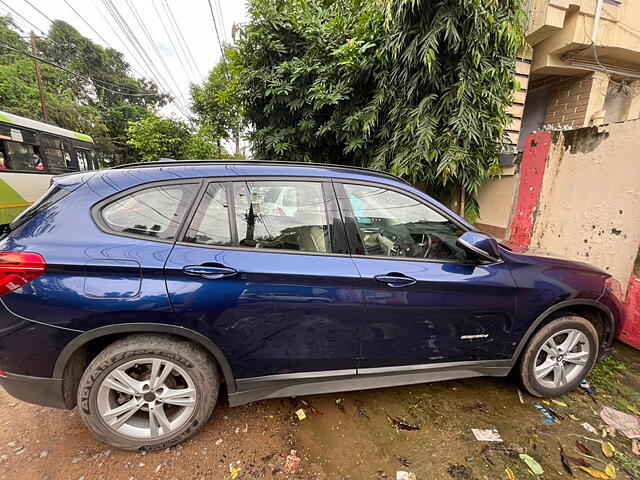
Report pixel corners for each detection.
[30,31,48,122]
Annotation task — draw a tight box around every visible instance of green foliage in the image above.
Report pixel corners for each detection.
[0,16,171,165]
[235,0,526,217]
[126,114,220,162]
[191,46,245,156]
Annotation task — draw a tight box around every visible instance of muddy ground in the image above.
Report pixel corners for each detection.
[1,342,640,480]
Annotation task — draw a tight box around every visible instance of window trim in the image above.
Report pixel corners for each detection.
[333,179,480,266]
[91,179,204,244]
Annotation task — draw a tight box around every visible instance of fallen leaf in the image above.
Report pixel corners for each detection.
[578,467,609,479]
[568,414,580,421]
[605,462,616,479]
[576,458,592,468]
[519,454,544,475]
[386,413,420,431]
[577,441,594,456]
[229,465,239,479]
[505,466,516,480]
[559,444,573,476]
[542,400,551,405]
[552,399,568,407]
[628,405,640,417]
[601,441,615,458]
[632,439,640,456]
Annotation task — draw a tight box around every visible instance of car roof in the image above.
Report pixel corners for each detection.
[104,159,411,187]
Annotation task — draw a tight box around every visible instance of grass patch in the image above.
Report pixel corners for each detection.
[614,451,640,479]
[589,356,626,394]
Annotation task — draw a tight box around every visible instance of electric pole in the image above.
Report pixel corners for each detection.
[30,31,48,122]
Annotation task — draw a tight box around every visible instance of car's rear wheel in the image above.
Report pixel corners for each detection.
[77,334,219,450]
[519,315,598,397]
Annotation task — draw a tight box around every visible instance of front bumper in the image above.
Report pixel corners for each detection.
[0,372,68,409]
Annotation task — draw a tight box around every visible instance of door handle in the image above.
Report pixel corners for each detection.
[183,265,238,280]
[374,273,417,288]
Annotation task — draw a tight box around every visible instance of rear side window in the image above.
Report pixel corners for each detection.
[101,184,196,240]
[9,184,70,230]
[232,181,330,253]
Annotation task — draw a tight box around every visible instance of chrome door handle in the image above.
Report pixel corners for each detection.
[374,274,417,287]
[183,265,238,280]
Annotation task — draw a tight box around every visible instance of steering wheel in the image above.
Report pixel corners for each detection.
[418,233,433,258]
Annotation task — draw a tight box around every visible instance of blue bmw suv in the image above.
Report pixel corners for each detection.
[0,161,624,450]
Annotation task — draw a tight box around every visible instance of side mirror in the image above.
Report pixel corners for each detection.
[456,231,501,263]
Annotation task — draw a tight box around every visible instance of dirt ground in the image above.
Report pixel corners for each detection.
[2,343,640,480]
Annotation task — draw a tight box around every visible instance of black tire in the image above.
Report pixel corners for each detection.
[519,315,599,397]
[77,334,219,451]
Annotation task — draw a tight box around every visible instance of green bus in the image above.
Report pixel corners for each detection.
[0,110,98,224]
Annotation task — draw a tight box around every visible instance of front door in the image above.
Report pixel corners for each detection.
[164,179,363,381]
[335,182,517,370]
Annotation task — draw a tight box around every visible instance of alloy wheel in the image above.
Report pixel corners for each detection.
[533,328,590,389]
[96,358,197,439]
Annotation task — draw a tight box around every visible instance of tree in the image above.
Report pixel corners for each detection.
[126,113,220,162]
[0,16,169,165]
[191,46,245,156]
[235,0,525,217]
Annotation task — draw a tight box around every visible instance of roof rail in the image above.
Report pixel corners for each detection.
[110,159,409,184]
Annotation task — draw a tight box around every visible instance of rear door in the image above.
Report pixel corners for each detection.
[164,178,363,381]
[335,181,518,370]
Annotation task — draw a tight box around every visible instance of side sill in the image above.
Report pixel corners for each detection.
[228,360,512,407]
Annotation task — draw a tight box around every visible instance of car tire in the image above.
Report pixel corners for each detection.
[77,334,219,451]
[519,315,599,398]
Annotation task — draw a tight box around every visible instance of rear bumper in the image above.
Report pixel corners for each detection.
[0,372,68,409]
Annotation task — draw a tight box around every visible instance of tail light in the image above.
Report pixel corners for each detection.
[275,207,287,216]
[0,252,46,296]
[0,370,6,378]
[605,276,622,302]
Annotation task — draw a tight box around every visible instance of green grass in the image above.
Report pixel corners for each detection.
[589,356,626,394]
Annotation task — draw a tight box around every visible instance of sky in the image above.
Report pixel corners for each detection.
[2,0,249,120]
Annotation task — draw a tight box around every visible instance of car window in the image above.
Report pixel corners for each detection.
[183,183,232,246]
[344,184,467,261]
[101,184,196,240]
[233,181,330,253]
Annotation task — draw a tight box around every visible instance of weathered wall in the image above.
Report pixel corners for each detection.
[526,121,640,294]
[475,166,518,240]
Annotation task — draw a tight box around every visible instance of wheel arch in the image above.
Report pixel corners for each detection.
[54,323,237,408]
[511,299,615,364]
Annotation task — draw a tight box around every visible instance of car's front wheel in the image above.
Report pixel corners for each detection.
[519,315,599,397]
[77,334,219,450]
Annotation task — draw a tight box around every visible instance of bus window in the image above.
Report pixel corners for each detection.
[75,149,91,171]
[41,135,72,172]
[1,141,43,171]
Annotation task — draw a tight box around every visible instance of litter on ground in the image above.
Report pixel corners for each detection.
[598,405,640,439]
[471,428,503,442]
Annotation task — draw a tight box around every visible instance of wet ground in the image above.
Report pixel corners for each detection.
[1,342,640,480]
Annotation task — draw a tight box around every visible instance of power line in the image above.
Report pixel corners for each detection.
[151,0,196,85]
[162,0,202,79]
[0,0,46,35]
[22,0,53,24]
[0,39,166,98]
[91,0,154,80]
[125,0,189,103]
[101,0,190,115]
[206,0,226,67]
[62,0,111,48]
[213,0,227,43]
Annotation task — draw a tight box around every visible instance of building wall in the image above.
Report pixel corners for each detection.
[530,74,594,127]
[526,122,640,293]
[475,167,518,240]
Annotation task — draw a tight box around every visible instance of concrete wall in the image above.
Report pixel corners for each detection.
[476,166,518,240]
[526,122,640,293]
